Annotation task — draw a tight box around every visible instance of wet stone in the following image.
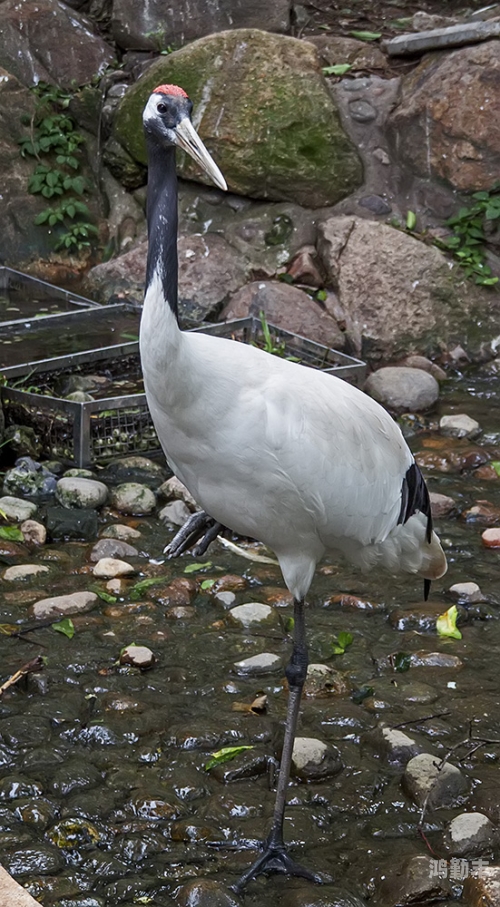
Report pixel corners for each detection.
[130,793,179,820]
[210,752,268,784]
[89,537,139,561]
[166,605,196,619]
[158,475,197,508]
[49,761,102,797]
[443,812,496,857]
[364,367,440,413]
[176,878,239,907]
[291,737,343,780]
[170,818,223,843]
[0,495,37,522]
[30,591,98,620]
[430,492,457,518]
[3,844,64,875]
[363,724,425,766]
[229,602,274,627]
[109,483,156,515]
[403,752,469,809]
[1,716,51,748]
[462,501,500,525]
[214,590,236,606]
[324,593,384,612]
[304,664,351,697]
[119,644,155,669]
[482,528,500,548]
[46,506,99,541]
[100,523,141,541]
[159,499,192,526]
[0,776,44,799]
[20,520,47,546]
[150,576,197,605]
[212,574,247,593]
[377,854,452,905]
[440,413,481,439]
[389,602,467,632]
[92,557,136,578]
[3,564,49,582]
[13,798,57,830]
[449,582,485,603]
[411,650,463,669]
[101,456,167,487]
[55,478,108,509]
[233,652,282,675]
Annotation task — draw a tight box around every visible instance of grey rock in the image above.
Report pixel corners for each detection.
[2,844,63,876]
[385,20,500,57]
[119,644,155,669]
[364,724,426,766]
[30,591,98,620]
[233,653,282,675]
[55,478,108,510]
[175,878,239,907]
[62,468,95,479]
[430,492,457,519]
[358,194,392,215]
[444,812,497,856]
[377,854,452,905]
[440,413,481,439]
[100,524,142,541]
[403,752,469,809]
[92,558,135,579]
[291,737,343,780]
[229,602,274,627]
[3,564,49,582]
[89,538,139,562]
[110,483,156,515]
[159,499,192,527]
[46,506,98,541]
[222,280,345,350]
[348,99,377,122]
[102,456,167,487]
[3,458,57,498]
[158,476,198,509]
[365,367,440,413]
[0,0,115,88]
[449,582,485,604]
[0,496,37,522]
[20,520,46,546]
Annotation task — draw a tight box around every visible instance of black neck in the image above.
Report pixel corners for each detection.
[145,143,179,322]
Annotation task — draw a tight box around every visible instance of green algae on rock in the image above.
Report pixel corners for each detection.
[112,29,362,207]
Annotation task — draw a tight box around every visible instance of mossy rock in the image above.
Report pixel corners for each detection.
[113,29,362,207]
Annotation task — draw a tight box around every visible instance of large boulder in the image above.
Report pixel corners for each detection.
[387,39,500,192]
[0,0,115,89]
[317,215,496,360]
[112,29,362,207]
[221,280,346,349]
[86,232,248,318]
[111,0,290,51]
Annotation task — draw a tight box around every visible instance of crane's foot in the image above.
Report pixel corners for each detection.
[164,511,223,557]
[232,839,322,893]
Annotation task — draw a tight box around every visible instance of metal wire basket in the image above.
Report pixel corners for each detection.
[1,317,365,466]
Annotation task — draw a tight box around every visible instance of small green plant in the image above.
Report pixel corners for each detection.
[443,185,500,286]
[255,311,301,362]
[322,64,352,77]
[331,631,353,656]
[19,82,97,255]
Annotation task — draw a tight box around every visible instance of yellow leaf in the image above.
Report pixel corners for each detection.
[436,605,462,640]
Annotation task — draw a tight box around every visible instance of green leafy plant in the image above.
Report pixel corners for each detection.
[331,631,353,656]
[322,64,352,76]
[205,745,254,771]
[19,82,97,255]
[254,311,300,362]
[52,618,75,639]
[436,605,462,640]
[443,185,500,286]
[349,30,381,41]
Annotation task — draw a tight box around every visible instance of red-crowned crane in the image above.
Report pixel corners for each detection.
[140,85,448,890]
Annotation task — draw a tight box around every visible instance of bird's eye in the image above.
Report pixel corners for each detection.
[157,103,168,114]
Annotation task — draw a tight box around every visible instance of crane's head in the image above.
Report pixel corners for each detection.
[143,84,227,192]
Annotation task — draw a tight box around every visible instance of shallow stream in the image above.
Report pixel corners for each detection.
[0,367,499,907]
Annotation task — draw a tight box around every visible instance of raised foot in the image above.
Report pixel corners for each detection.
[232,843,322,893]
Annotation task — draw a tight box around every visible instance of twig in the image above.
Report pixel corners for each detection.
[391,711,451,730]
[0,656,44,696]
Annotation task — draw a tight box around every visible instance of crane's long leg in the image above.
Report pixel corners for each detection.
[233,599,322,892]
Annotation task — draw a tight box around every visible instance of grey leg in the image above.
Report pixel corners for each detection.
[164,510,223,557]
[233,599,322,892]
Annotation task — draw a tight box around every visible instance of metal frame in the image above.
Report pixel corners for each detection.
[0,318,366,466]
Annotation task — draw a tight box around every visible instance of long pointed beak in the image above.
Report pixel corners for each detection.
[174,117,227,192]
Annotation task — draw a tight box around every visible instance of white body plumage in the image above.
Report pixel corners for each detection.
[141,270,446,601]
